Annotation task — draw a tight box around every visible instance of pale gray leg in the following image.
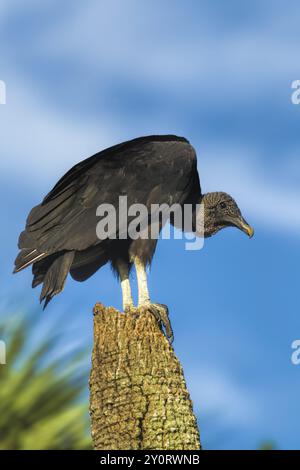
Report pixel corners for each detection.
[116,259,134,311]
[133,256,150,306]
[133,256,174,343]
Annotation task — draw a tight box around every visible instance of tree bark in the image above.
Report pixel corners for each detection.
[89,303,201,450]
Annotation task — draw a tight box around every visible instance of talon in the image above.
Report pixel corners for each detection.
[146,303,174,344]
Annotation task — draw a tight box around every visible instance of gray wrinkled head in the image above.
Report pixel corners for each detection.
[202,192,254,238]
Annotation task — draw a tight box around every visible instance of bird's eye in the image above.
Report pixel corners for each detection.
[220,202,227,209]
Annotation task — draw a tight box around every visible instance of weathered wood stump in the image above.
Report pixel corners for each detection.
[89,303,201,450]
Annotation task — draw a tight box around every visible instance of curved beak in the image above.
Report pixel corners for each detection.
[225,215,254,238]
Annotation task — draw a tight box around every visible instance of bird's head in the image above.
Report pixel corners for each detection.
[201,192,254,239]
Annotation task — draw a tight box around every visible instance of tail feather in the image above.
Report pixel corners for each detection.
[40,251,75,309]
[32,254,59,288]
[17,230,36,250]
[13,249,46,273]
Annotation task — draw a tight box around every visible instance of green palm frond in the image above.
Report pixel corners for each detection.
[0,311,92,450]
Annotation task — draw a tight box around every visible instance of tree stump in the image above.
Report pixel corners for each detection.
[89,303,201,450]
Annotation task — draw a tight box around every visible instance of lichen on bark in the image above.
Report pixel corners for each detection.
[89,303,201,450]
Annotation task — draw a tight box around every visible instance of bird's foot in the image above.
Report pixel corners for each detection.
[140,303,174,344]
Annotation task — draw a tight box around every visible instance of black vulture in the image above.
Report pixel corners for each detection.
[14,135,253,340]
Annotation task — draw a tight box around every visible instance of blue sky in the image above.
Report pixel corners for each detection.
[0,0,300,449]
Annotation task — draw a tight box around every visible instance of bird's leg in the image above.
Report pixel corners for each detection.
[133,256,174,343]
[134,256,150,306]
[116,259,134,312]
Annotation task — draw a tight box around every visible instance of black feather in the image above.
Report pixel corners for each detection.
[40,251,74,308]
[14,135,201,304]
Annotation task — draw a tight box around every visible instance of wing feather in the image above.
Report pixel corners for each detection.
[15,136,201,272]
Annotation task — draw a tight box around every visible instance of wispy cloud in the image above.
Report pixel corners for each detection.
[31,0,300,99]
[187,367,259,427]
[0,72,119,187]
[200,144,300,234]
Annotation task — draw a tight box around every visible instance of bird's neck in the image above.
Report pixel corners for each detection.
[203,223,220,238]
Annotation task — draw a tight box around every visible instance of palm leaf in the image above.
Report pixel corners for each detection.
[0,310,92,450]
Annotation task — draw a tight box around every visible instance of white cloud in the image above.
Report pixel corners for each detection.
[171,140,300,237]
[31,0,300,99]
[200,144,300,235]
[187,367,259,427]
[0,70,120,188]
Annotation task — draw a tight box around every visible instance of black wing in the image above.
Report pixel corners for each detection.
[14,135,201,272]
